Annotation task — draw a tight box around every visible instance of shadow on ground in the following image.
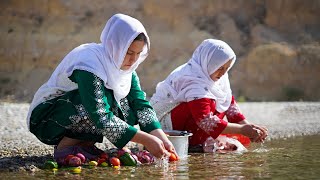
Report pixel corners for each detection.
[0,154,52,172]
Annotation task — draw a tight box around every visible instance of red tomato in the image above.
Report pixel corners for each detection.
[64,154,75,164]
[97,158,106,165]
[109,157,121,166]
[169,153,178,162]
[100,152,109,159]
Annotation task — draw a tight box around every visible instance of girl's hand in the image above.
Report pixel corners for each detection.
[240,124,262,142]
[150,129,179,159]
[241,124,268,143]
[143,135,170,158]
[237,120,268,142]
[252,125,268,143]
[131,130,170,158]
[163,139,179,159]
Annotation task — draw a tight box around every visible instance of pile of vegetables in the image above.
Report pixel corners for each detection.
[44,147,177,173]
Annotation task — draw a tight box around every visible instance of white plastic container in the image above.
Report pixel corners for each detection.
[165,130,193,158]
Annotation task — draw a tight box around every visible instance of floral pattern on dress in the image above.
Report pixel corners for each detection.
[111,100,119,117]
[137,107,157,127]
[68,104,100,134]
[225,102,242,120]
[100,116,129,144]
[119,98,130,121]
[93,75,109,127]
[68,104,129,144]
[197,112,221,134]
[92,75,129,143]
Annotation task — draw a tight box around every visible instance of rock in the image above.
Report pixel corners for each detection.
[0,0,319,101]
[251,24,285,45]
[233,43,298,101]
[215,13,244,54]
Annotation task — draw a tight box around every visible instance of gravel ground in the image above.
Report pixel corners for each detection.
[0,103,52,172]
[0,102,121,172]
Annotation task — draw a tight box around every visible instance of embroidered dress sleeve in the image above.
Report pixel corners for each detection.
[69,70,137,149]
[187,98,228,139]
[127,71,161,133]
[225,96,245,123]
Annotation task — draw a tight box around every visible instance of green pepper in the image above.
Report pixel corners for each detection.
[119,152,137,166]
[44,160,58,169]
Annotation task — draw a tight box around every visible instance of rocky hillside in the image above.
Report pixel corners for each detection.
[1,0,319,102]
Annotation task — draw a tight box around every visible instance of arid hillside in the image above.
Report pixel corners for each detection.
[1,0,319,102]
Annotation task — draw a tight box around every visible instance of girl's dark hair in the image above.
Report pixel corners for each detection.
[134,33,147,43]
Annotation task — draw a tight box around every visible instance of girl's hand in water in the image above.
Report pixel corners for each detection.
[235,120,268,143]
[252,125,268,143]
[131,130,170,158]
[144,135,170,159]
[240,124,263,142]
[163,139,179,159]
[150,129,179,159]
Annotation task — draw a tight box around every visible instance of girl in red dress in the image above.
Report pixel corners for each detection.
[150,39,267,152]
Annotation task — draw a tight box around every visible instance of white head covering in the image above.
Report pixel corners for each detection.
[151,39,236,112]
[64,13,150,103]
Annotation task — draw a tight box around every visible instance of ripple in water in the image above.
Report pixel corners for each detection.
[252,144,269,153]
[239,102,320,139]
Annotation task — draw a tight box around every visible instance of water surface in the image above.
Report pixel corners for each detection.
[1,135,319,179]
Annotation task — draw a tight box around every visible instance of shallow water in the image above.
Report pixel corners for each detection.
[1,135,320,179]
[239,102,320,139]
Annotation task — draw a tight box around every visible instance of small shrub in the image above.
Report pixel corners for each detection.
[283,87,304,101]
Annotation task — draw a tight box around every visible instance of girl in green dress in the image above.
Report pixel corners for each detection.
[27,13,176,161]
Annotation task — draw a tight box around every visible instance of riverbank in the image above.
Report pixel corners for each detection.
[1,102,319,172]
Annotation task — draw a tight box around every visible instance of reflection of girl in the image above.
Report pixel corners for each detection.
[27,13,176,161]
[150,39,268,150]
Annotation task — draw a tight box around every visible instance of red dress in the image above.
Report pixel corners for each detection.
[171,96,245,146]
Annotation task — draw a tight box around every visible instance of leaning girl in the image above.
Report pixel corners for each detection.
[150,39,268,151]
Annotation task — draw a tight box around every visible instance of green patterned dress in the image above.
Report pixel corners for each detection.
[29,70,161,149]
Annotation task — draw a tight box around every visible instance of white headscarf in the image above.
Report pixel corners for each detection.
[64,13,150,103]
[151,39,236,112]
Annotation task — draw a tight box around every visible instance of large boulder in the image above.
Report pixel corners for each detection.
[232,43,320,101]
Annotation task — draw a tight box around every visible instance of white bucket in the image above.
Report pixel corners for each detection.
[165,130,193,158]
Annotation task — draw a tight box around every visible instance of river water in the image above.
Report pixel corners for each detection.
[0,102,319,179]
